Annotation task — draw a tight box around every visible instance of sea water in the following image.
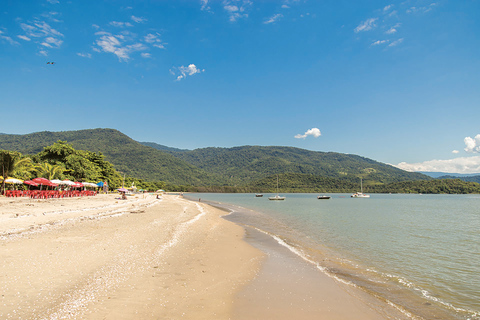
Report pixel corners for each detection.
[186,193,480,319]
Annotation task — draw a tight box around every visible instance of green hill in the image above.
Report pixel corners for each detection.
[164,145,430,185]
[0,128,430,187]
[0,129,221,186]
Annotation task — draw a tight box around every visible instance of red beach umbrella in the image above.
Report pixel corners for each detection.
[32,177,51,185]
[24,180,39,186]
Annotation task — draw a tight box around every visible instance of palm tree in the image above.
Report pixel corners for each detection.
[34,162,65,180]
[0,151,33,194]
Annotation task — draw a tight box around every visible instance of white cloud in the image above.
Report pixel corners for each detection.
[18,20,63,55]
[395,156,480,174]
[110,21,133,28]
[452,150,459,154]
[141,52,151,58]
[383,4,394,12]
[46,0,59,4]
[386,23,401,34]
[77,52,92,58]
[144,33,165,49]
[264,14,283,24]
[131,16,147,23]
[372,39,389,46]
[354,18,378,33]
[172,64,205,81]
[388,38,404,47]
[295,128,321,139]
[41,36,63,48]
[464,134,480,153]
[17,35,31,41]
[0,30,19,46]
[223,0,252,22]
[407,3,437,14]
[200,0,210,11]
[95,32,148,61]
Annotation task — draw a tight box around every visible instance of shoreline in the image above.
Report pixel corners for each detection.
[0,193,427,319]
[201,198,412,320]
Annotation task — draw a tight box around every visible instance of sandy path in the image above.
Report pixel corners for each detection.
[0,194,262,319]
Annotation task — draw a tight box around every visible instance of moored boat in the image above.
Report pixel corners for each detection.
[317,195,331,199]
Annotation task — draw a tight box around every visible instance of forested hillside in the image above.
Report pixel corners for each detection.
[165,146,430,185]
[0,128,430,187]
[0,129,221,186]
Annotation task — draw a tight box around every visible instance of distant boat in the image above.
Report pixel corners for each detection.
[255,194,263,197]
[351,178,370,198]
[269,175,286,200]
[317,195,331,199]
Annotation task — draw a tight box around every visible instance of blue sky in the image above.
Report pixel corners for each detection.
[1,0,480,173]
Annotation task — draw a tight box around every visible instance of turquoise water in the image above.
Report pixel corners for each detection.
[188,193,480,319]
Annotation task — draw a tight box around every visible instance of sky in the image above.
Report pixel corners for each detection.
[1,0,480,174]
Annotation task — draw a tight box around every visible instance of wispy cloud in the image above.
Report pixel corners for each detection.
[77,52,92,58]
[223,0,252,22]
[144,33,165,49]
[464,134,480,153]
[46,0,59,4]
[388,38,404,47]
[94,31,148,62]
[264,14,283,24]
[372,39,389,46]
[407,3,438,14]
[17,35,31,41]
[18,20,64,55]
[200,0,210,11]
[92,21,165,62]
[131,15,147,23]
[354,18,378,33]
[386,23,401,34]
[171,64,205,81]
[383,4,394,12]
[110,21,133,28]
[295,128,321,139]
[395,156,480,174]
[0,29,20,46]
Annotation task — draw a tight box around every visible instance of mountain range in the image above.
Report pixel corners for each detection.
[0,128,431,187]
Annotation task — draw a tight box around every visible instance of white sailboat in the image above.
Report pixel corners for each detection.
[351,178,370,198]
[269,175,285,200]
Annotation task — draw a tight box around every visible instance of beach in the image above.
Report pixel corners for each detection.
[1,194,409,319]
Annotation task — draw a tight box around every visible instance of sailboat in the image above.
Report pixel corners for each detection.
[351,178,370,198]
[268,175,286,200]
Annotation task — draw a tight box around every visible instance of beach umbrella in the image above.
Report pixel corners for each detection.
[32,177,51,185]
[4,177,24,184]
[61,180,76,186]
[96,181,104,187]
[24,180,39,186]
[51,179,64,184]
[117,187,128,192]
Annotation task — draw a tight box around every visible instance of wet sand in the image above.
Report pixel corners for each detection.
[1,194,409,319]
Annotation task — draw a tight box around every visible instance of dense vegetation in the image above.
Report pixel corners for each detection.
[438,175,480,184]
[365,178,480,194]
[1,129,479,194]
[0,142,168,192]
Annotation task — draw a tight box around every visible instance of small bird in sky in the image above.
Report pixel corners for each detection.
[47,62,55,65]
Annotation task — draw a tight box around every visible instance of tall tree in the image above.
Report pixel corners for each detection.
[0,150,33,194]
[34,162,65,180]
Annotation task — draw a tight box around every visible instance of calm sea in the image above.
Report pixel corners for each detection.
[186,193,480,320]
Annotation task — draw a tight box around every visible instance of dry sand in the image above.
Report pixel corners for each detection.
[1,194,408,319]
